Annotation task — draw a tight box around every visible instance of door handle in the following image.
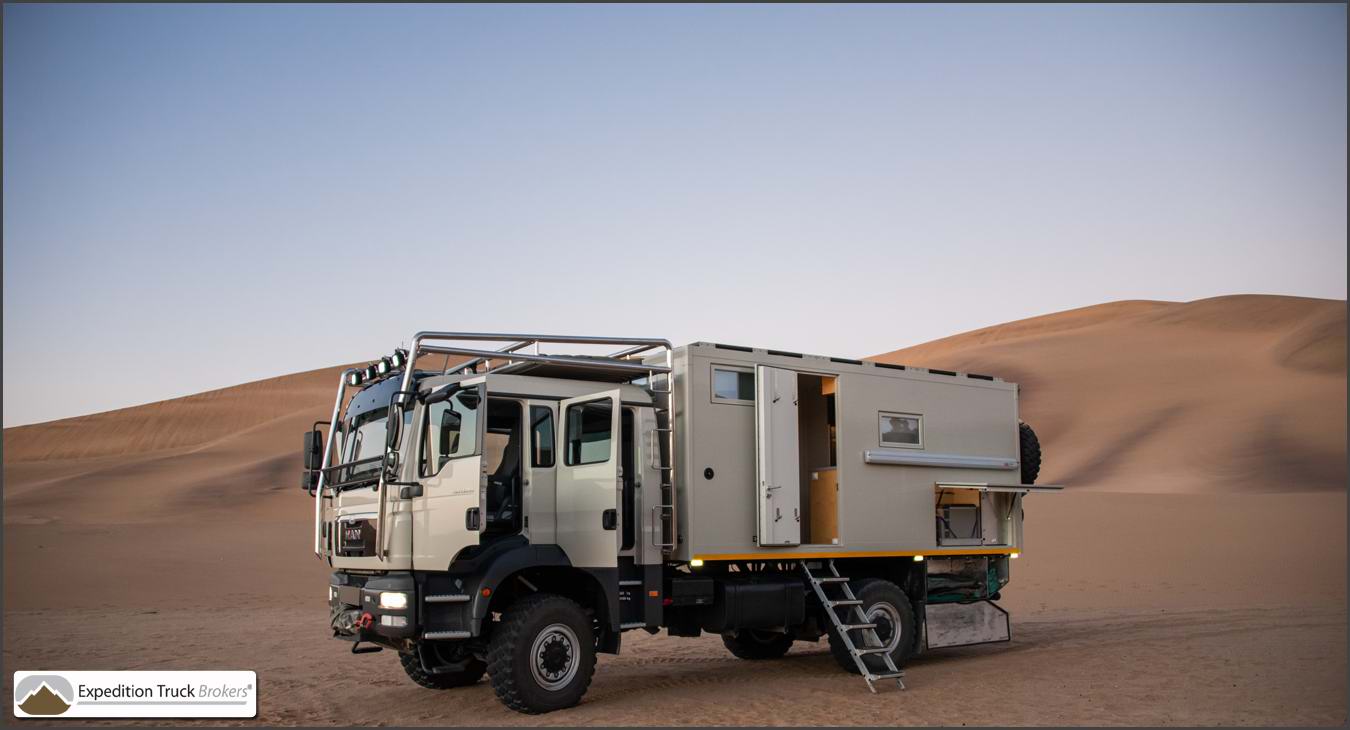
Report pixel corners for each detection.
[465,507,481,531]
[602,509,617,530]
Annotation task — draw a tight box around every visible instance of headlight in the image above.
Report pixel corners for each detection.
[378,591,409,610]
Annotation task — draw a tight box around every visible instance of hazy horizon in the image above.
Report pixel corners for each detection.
[5,4,1346,427]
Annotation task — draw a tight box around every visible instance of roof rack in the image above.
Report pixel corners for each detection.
[396,332,674,394]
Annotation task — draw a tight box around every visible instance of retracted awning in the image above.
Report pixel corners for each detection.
[936,481,1064,493]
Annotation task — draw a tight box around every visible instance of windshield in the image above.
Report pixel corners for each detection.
[332,406,414,487]
[344,408,388,471]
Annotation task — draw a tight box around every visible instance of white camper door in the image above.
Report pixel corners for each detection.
[556,390,621,569]
[756,366,801,546]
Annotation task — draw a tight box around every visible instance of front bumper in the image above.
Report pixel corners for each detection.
[329,572,417,643]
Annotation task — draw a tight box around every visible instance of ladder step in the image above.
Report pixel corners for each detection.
[866,672,905,681]
[854,647,892,655]
[619,580,643,586]
[826,599,862,607]
[620,621,647,630]
[840,623,877,631]
[816,576,850,583]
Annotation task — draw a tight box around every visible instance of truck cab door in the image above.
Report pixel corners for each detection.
[411,382,486,570]
[556,390,621,569]
[756,366,802,546]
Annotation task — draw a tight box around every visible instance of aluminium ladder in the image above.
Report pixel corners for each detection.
[801,560,906,692]
[646,368,677,555]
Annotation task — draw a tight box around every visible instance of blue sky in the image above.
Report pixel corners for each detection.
[4,4,1346,427]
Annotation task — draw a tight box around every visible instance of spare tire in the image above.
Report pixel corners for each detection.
[1019,422,1041,484]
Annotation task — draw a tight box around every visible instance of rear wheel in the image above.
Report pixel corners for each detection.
[721,629,794,660]
[398,643,486,689]
[826,578,916,674]
[487,594,597,714]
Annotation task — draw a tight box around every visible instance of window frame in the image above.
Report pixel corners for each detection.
[530,405,556,468]
[563,397,614,466]
[709,364,756,406]
[418,384,485,478]
[878,411,924,450]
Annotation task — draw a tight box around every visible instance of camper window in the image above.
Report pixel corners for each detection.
[879,412,923,449]
[711,366,755,404]
[564,398,612,465]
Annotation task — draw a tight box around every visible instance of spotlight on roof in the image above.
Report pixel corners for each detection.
[364,365,378,381]
[346,371,364,387]
[390,349,408,369]
[376,357,393,376]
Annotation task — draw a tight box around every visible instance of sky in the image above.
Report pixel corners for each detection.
[3,4,1346,427]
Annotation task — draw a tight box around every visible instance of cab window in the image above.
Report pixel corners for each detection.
[564,399,612,465]
[420,388,481,476]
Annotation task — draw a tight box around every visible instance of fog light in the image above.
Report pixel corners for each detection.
[913,555,924,562]
[329,587,337,601]
[1010,552,1020,560]
[690,559,704,568]
[378,591,408,610]
[381,615,408,628]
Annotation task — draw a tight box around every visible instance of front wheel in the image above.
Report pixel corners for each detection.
[826,578,916,674]
[487,594,597,714]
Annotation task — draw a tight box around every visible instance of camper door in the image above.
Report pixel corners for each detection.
[756,365,801,546]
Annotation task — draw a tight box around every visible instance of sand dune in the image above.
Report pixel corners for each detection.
[873,295,1347,493]
[3,295,1345,725]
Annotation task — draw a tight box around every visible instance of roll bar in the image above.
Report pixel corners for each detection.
[313,367,361,558]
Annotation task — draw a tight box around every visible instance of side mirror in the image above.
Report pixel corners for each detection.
[385,408,401,452]
[302,429,324,492]
[303,430,325,470]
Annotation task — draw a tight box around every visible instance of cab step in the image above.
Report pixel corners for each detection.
[425,594,471,604]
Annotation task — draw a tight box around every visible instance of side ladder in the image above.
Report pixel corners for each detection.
[801,560,906,692]
[647,365,677,555]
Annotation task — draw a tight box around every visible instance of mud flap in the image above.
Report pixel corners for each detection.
[922,600,1010,650]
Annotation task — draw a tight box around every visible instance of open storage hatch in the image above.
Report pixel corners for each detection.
[935,482,1062,548]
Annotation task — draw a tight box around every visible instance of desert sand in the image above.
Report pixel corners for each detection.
[4,294,1346,725]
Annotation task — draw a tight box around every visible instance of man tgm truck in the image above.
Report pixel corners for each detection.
[304,332,1059,713]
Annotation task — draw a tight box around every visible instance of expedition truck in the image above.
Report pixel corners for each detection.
[304,332,1058,713]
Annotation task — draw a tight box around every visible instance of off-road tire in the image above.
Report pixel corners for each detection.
[398,647,486,689]
[1019,421,1041,484]
[825,578,916,674]
[487,594,597,714]
[721,630,794,660]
